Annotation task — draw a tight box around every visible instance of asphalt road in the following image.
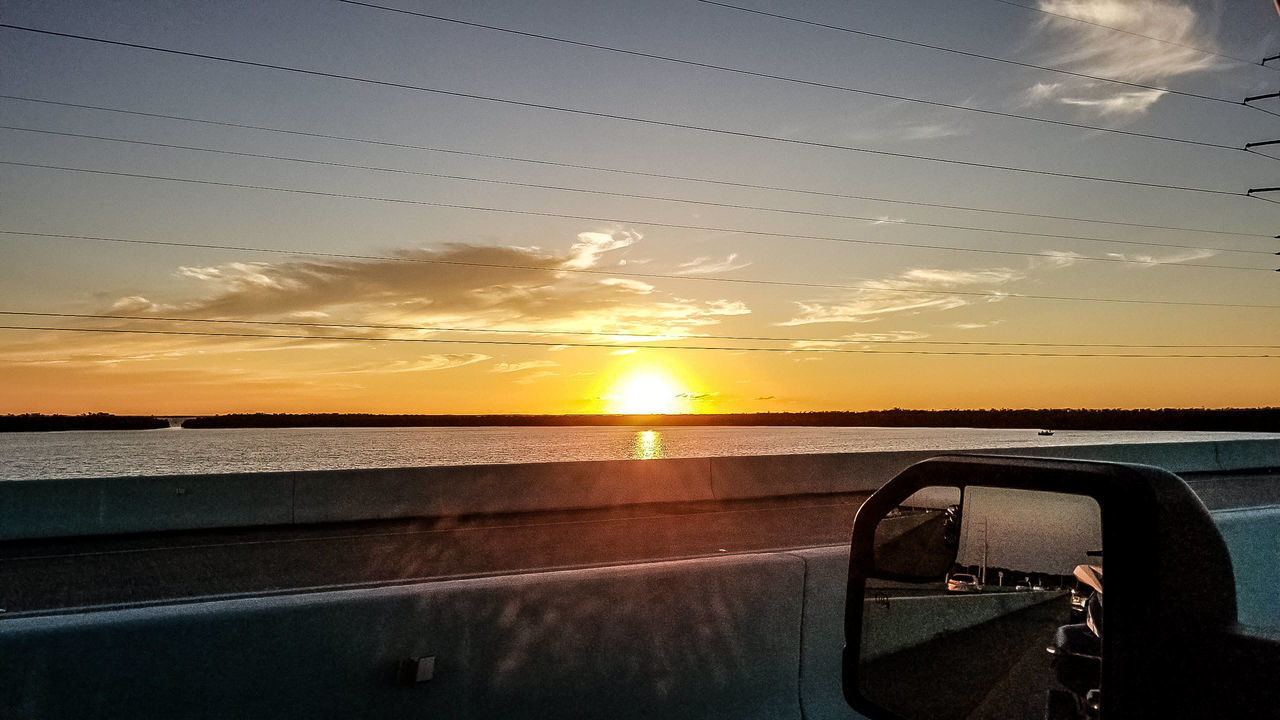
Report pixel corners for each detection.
[2,468,1274,616]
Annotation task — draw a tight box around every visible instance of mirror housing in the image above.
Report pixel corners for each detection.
[843,455,1251,719]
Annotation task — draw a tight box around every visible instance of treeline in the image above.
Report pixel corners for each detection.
[0,413,170,432]
[181,408,1280,431]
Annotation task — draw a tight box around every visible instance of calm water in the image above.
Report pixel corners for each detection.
[2,426,1275,481]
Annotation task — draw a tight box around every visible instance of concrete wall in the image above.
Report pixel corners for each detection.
[1,554,808,720]
[858,590,1064,662]
[3,439,1277,541]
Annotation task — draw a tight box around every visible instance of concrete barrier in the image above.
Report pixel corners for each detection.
[2,439,1276,540]
[0,472,293,539]
[293,457,713,523]
[0,553,807,720]
[859,590,1066,662]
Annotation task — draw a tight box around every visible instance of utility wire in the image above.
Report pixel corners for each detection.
[6,125,1267,257]
[5,230,1276,309]
[0,24,1249,196]
[986,0,1276,70]
[5,94,1272,240]
[334,0,1250,154]
[692,0,1245,107]
[4,162,1272,272]
[1,325,1271,358]
[5,311,1274,349]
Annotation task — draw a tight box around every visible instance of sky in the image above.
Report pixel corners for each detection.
[1,0,1278,415]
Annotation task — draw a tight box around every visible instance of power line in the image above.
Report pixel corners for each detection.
[985,0,1276,70]
[334,0,1252,154]
[5,162,1273,272]
[0,24,1250,197]
[5,230,1276,309]
[6,94,1273,240]
[6,124,1268,257]
[6,311,1276,349]
[692,0,1246,108]
[1,325,1272,358]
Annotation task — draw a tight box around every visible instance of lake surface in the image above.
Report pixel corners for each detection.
[2,426,1275,481]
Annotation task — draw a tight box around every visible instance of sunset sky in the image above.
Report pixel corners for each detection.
[2,0,1278,415]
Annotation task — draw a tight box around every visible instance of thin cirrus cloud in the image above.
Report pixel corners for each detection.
[1023,0,1222,115]
[779,267,1023,326]
[674,253,751,275]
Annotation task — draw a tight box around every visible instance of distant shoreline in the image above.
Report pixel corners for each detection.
[3,409,1277,433]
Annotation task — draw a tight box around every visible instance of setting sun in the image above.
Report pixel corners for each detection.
[610,373,684,414]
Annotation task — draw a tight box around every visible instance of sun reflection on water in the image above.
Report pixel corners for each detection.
[631,430,665,460]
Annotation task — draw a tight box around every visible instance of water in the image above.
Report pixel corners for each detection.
[2,425,1274,481]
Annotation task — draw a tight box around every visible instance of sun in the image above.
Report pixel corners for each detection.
[606,366,691,412]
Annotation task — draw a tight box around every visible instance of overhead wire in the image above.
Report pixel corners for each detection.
[1,325,1272,358]
[0,24,1253,197]
[333,0,1254,155]
[3,124,1269,257]
[4,311,1275,349]
[691,0,1251,108]
[4,162,1273,272]
[985,0,1278,70]
[4,231,1276,309]
[4,94,1273,241]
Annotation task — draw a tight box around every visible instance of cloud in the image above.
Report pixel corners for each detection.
[675,253,751,275]
[1023,0,1222,116]
[122,236,747,340]
[491,360,559,373]
[1104,248,1218,266]
[110,296,164,313]
[563,230,640,269]
[952,320,1004,330]
[513,370,560,385]
[788,330,929,350]
[779,267,1023,326]
[328,354,491,375]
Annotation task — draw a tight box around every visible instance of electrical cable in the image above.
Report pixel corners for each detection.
[5,94,1272,240]
[1,325,1272,357]
[3,231,1275,309]
[334,0,1253,154]
[985,0,1277,70]
[3,162,1272,272]
[4,125,1267,257]
[692,0,1247,107]
[0,24,1250,196]
[3,311,1275,349]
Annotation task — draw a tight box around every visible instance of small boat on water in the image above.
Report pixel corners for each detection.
[1038,430,1055,436]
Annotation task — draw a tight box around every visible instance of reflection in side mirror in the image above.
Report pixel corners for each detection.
[860,487,1102,720]
[873,487,962,581]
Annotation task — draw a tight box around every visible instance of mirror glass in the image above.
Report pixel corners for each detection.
[873,486,962,580]
[860,487,1102,720]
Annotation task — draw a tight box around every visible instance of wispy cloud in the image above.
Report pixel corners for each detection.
[675,253,751,275]
[1023,0,1222,116]
[779,267,1022,326]
[491,360,559,373]
[1104,248,1218,266]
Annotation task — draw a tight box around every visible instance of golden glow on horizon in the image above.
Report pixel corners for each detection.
[609,372,684,414]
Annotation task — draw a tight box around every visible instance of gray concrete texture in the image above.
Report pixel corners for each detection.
[2,439,1277,541]
[2,553,808,720]
[859,590,1066,662]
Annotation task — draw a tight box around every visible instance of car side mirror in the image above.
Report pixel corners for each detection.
[842,455,1258,720]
